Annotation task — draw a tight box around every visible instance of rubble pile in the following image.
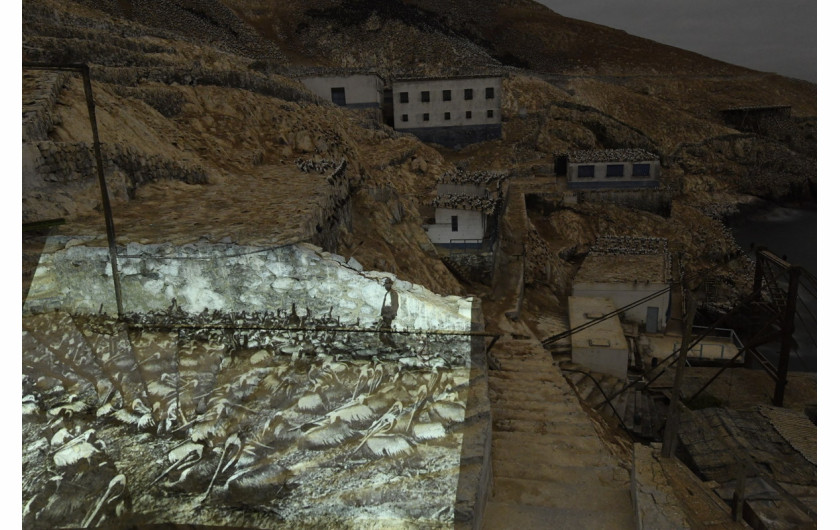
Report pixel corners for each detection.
[432,194,502,215]
[295,157,342,174]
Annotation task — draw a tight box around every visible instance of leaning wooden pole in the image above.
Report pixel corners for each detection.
[24,62,125,318]
[662,290,696,458]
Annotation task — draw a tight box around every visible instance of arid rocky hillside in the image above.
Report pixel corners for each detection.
[22,0,816,302]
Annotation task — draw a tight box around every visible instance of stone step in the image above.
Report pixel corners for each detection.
[491,430,609,451]
[489,398,583,415]
[491,476,633,512]
[492,406,590,423]
[492,438,611,463]
[492,418,596,437]
[488,371,564,385]
[482,501,635,530]
[492,445,617,471]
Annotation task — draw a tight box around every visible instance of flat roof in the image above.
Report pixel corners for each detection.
[568,148,658,164]
[53,163,344,247]
[568,296,628,350]
[393,74,503,83]
[432,194,500,214]
[575,237,670,284]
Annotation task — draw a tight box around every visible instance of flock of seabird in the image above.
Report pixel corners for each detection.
[22,307,471,528]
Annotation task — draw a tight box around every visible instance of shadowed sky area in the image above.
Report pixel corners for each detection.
[536,0,817,83]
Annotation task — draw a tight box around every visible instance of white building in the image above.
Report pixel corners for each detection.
[392,76,502,148]
[559,148,660,190]
[424,194,498,249]
[569,296,630,380]
[299,73,384,119]
[572,237,671,333]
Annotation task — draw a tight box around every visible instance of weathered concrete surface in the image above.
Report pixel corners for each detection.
[24,240,473,332]
[479,309,635,529]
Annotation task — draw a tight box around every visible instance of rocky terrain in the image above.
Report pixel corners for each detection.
[22,0,817,309]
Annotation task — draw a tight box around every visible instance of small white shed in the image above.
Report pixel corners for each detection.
[569,296,630,380]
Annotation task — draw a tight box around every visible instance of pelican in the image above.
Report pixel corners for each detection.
[327,395,376,428]
[298,415,358,451]
[22,395,40,416]
[151,442,204,485]
[295,382,330,414]
[199,433,242,503]
[52,429,101,468]
[80,474,126,528]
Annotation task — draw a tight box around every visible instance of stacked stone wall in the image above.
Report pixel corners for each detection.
[26,141,208,191]
[22,71,69,141]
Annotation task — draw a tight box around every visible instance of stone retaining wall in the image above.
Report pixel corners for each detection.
[24,240,473,333]
[23,140,208,193]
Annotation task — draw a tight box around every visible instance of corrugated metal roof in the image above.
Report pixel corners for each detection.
[758,405,817,465]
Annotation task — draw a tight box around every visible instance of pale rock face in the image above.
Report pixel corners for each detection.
[24,240,474,332]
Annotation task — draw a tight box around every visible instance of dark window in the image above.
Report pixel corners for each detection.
[485,87,495,99]
[466,111,472,119]
[464,88,473,100]
[486,109,494,118]
[401,114,408,122]
[577,165,595,178]
[451,215,459,232]
[632,163,651,177]
[443,89,451,101]
[399,91,409,103]
[421,91,430,102]
[606,164,624,177]
[330,87,346,106]
[444,112,451,120]
[423,113,429,121]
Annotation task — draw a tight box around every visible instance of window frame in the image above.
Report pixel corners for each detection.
[485,87,495,99]
[466,111,472,120]
[451,215,459,232]
[444,112,451,121]
[421,91,430,103]
[577,165,595,178]
[464,88,473,101]
[401,114,408,122]
[442,89,451,101]
[399,91,409,103]
[606,164,625,178]
[422,113,430,122]
[632,163,651,177]
[486,109,494,119]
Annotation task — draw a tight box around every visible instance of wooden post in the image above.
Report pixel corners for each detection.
[732,462,746,522]
[662,291,696,458]
[773,266,801,407]
[80,64,124,319]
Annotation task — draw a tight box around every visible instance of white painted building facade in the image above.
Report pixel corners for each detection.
[561,149,661,190]
[569,296,630,380]
[392,76,503,148]
[299,74,384,115]
[572,237,671,333]
[425,207,487,247]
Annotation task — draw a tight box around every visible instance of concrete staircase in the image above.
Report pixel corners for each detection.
[482,335,636,529]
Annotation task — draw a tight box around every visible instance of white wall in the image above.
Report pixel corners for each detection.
[24,240,474,332]
[426,208,486,244]
[571,282,670,331]
[299,75,383,107]
[393,77,502,130]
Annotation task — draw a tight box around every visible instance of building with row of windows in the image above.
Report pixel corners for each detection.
[298,71,503,149]
[556,148,661,189]
[392,76,502,148]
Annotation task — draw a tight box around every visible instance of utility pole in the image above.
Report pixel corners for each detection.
[662,289,696,458]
